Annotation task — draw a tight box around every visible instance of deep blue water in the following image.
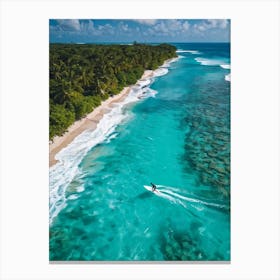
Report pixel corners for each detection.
[49,43,230,261]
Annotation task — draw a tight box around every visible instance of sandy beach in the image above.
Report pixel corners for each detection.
[49,70,154,167]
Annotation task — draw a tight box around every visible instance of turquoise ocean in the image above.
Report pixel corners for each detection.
[49,43,230,261]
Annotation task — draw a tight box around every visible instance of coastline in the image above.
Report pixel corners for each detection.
[49,70,154,167]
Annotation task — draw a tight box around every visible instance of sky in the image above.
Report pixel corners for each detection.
[49,19,230,43]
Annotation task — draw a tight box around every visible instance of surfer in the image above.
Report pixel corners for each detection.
[151,182,157,192]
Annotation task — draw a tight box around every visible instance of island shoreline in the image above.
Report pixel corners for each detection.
[49,56,178,167]
[49,69,155,167]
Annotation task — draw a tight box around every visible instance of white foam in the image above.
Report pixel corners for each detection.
[153,67,169,77]
[106,132,118,142]
[160,189,226,209]
[49,103,129,224]
[76,185,85,192]
[176,49,200,54]
[155,191,180,205]
[156,185,227,209]
[137,87,158,100]
[136,79,151,88]
[161,57,180,68]
[67,194,79,200]
[225,74,231,82]
[144,88,158,98]
[49,58,179,224]
[220,64,231,69]
[195,57,226,66]
[149,188,187,208]
[195,58,231,70]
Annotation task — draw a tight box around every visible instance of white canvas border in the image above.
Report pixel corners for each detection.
[0,0,279,279]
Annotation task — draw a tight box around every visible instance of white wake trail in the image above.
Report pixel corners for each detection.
[157,186,227,209]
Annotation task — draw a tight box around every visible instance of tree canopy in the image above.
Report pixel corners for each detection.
[49,43,177,140]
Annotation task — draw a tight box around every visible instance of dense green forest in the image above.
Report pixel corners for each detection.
[49,43,177,140]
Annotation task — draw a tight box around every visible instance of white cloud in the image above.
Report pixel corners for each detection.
[132,19,158,26]
[182,21,190,31]
[149,20,190,37]
[117,21,131,34]
[52,20,114,36]
[206,19,229,29]
[206,19,218,28]
[153,22,169,34]
[168,19,182,31]
[80,20,94,33]
[90,23,114,36]
[55,19,81,32]
[194,19,229,32]
[194,24,206,32]
[50,19,229,42]
[121,23,129,32]
[219,19,229,29]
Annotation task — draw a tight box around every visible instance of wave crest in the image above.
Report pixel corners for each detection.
[220,64,230,69]
[225,74,231,82]
[176,49,200,54]
[195,57,231,69]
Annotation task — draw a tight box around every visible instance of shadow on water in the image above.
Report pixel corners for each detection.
[135,191,153,200]
[119,191,153,205]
